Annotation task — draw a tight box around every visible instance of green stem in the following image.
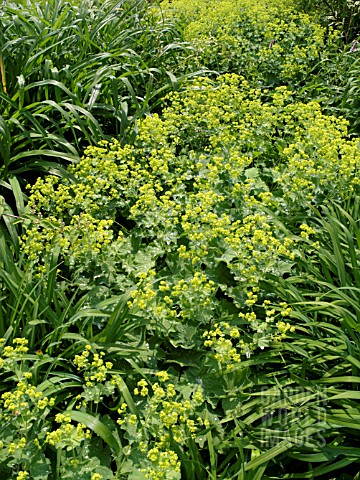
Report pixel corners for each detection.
[56,448,61,479]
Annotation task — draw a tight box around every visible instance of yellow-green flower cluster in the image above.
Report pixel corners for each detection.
[21,208,113,266]
[203,299,295,370]
[91,474,103,480]
[1,379,55,420]
[203,322,245,369]
[45,413,91,449]
[274,101,360,203]
[0,338,119,477]
[16,472,29,480]
[0,340,56,420]
[299,224,316,239]
[128,269,157,311]
[73,345,113,382]
[22,74,360,358]
[0,338,58,474]
[73,346,115,405]
[143,448,181,480]
[0,337,28,362]
[161,0,331,86]
[117,373,207,479]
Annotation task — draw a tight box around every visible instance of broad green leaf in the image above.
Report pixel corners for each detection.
[67,410,122,456]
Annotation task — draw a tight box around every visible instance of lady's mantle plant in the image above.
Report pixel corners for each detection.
[16,73,360,478]
[21,75,360,352]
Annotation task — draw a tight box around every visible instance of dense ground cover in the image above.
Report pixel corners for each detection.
[162,0,360,135]
[1,0,360,479]
[0,0,197,187]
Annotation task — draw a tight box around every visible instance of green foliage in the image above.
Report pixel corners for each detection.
[0,0,196,185]
[0,338,123,479]
[1,0,360,478]
[161,0,332,85]
[302,50,360,135]
[13,73,360,477]
[259,194,360,478]
[161,0,360,135]
[298,0,360,43]
[22,76,359,289]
